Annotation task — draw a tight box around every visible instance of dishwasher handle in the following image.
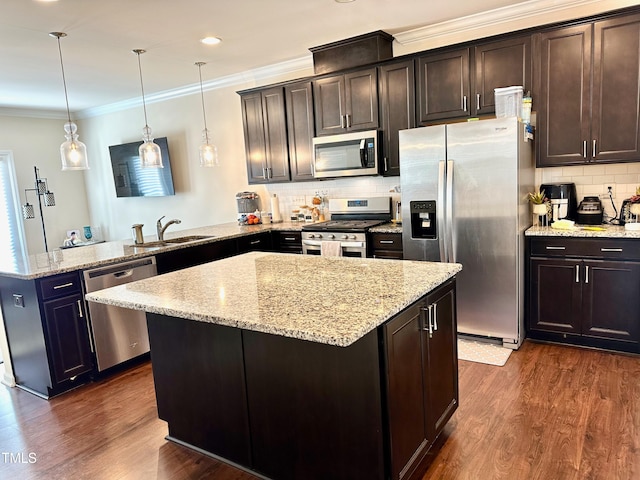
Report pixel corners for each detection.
[113,269,134,279]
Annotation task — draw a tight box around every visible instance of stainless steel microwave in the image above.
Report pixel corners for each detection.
[312,130,379,179]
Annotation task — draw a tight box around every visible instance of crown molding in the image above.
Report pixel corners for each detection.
[394,0,613,45]
[77,56,313,119]
[0,107,67,120]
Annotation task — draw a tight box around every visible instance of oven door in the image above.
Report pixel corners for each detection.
[302,239,367,258]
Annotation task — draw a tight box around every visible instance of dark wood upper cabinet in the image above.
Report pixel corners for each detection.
[285,81,315,181]
[591,14,640,163]
[313,67,378,136]
[536,13,640,166]
[240,87,291,184]
[417,48,471,124]
[378,59,415,176]
[536,24,594,166]
[474,35,531,115]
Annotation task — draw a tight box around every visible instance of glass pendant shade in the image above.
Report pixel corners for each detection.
[199,129,219,167]
[22,203,35,219]
[61,122,89,170]
[139,126,163,168]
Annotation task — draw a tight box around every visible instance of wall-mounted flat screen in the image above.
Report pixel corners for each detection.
[108,137,175,197]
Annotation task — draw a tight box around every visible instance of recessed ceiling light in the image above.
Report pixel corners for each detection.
[335,0,356,3]
[200,37,222,46]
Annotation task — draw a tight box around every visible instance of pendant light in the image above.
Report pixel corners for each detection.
[133,49,163,168]
[50,32,89,171]
[195,62,219,167]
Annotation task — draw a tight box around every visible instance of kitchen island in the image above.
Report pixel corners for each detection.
[86,252,462,480]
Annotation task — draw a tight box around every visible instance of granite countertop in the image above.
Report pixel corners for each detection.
[86,252,461,347]
[0,221,302,280]
[526,225,640,239]
[369,222,403,234]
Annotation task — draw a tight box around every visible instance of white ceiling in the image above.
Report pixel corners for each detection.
[0,0,622,116]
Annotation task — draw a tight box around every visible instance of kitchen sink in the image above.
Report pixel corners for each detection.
[128,235,215,249]
[162,235,214,244]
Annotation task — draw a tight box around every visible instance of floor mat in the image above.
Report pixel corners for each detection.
[457,338,512,366]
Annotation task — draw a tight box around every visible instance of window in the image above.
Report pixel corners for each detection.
[0,151,28,270]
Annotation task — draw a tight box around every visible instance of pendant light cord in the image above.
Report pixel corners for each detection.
[135,50,150,128]
[54,34,73,126]
[196,62,211,144]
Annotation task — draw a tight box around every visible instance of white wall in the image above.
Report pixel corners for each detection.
[0,115,91,254]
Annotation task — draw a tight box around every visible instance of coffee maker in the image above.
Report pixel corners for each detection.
[539,183,577,223]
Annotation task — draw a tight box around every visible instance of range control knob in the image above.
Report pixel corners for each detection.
[341,235,349,240]
[349,235,357,240]
[316,233,323,239]
[328,234,335,239]
[308,234,315,239]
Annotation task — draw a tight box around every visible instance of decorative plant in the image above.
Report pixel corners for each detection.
[630,186,640,203]
[527,189,547,205]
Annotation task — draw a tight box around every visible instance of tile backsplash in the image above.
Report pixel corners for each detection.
[265,176,401,219]
[536,163,640,221]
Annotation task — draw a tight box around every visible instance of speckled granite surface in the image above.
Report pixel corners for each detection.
[369,222,403,234]
[86,252,461,347]
[0,222,302,280]
[526,225,640,238]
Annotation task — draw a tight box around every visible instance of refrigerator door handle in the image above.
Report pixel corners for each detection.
[446,159,455,263]
[437,160,447,262]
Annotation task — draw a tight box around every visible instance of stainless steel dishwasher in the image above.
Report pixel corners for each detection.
[83,256,157,372]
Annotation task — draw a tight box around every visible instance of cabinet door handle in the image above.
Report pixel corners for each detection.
[601,248,622,252]
[379,240,394,244]
[346,114,351,128]
[462,95,467,112]
[340,115,346,129]
[420,306,433,336]
[433,303,438,332]
[583,141,587,159]
[53,282,74,290]
[476,93,481,110]
[592,139,597,158]
[77,299,84,318]
[585,265,589,284]
[262,167,267,180]
[268,167,273,179]
[545,246,566,250]
[384,158,388,172]
[575,265,580,283]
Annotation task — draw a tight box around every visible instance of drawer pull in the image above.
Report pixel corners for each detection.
[379,240,395,244]
[250,240,261,245]
[284,237,296,241]
[545,246,566,250]
[575,265,580,283]
[53,282,74,290]
[600,248,622,252]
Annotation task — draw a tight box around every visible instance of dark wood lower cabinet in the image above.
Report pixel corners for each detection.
[527,237,640,352]
[146,280,458,480]
[0,271,92,398]
[384,279,458,480]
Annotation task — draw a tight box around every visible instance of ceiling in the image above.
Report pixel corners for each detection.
[0,0,587,115]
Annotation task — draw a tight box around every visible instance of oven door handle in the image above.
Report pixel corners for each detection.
[302,240,364,248]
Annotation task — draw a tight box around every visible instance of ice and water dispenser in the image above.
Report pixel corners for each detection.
[410,201,437,239]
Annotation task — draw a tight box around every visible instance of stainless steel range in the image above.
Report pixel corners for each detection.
[301,197,391,257]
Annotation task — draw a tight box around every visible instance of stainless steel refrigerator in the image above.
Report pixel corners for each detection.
[399,117,534,348]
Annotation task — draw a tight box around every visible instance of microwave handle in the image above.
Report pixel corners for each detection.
[360,139,367,168]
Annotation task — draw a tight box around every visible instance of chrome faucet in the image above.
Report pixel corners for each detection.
[156,216,182,241]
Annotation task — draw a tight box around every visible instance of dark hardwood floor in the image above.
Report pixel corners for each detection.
[0,340,638,479]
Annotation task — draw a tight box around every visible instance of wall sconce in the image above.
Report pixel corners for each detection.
[22,166,56,253]
[50,32,89,171]
[133,49,163,168]
[195,62,219,167]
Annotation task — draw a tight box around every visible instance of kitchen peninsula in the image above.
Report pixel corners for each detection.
[86,252,461,480]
